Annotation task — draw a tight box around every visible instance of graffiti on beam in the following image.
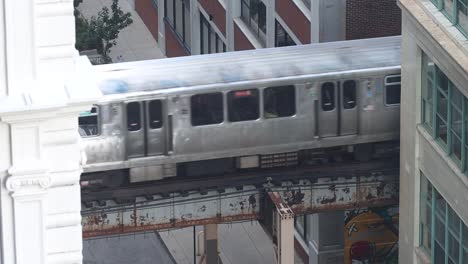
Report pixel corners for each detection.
[344,207,399,264]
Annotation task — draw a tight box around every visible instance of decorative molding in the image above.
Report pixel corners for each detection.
[6,174,51,193]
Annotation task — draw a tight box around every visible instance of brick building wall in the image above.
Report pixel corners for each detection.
[234,23,255,51]
[165,22,189,57]
[276,0,311,44]
[135,0,159,41]
[346,0,401,40]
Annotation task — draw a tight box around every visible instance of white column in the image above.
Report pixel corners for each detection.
[158,0,167,55]
[265,0,275,48]
[0,0,101,263]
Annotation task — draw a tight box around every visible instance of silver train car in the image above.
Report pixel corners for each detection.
[79,36,401,186]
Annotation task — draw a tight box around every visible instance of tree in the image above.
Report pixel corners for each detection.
[89,0,133,63]
[74,0,133,64]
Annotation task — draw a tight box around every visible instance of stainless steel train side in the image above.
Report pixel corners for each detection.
[79,36,401,185]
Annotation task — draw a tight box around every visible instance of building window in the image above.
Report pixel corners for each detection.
[191,93,224,126]
[422,54,435,129]
[263,85,296,118]
[127,102,142,131]
[384,75,401,105]
[241,0,267,45]
[420,174,468,263]
[165,0,191,50]
[200,13,226,54]
[421,52,468,171]
[458,0,468,36]
[79,106,99,137]
[275,20,296,47]
[430,0,468,38]
[228,89,259,122]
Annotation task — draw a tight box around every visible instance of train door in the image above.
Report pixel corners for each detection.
[126,101,145,158]
[125,99,170,159]
[145,99,168,156]
[340,80,358,135]
[318,81,338,137]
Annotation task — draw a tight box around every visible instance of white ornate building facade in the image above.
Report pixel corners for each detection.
[0,0,99,263]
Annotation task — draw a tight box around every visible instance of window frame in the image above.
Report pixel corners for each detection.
[419,173,468,264]
[321,82,335,112]
[227,88,260,122]
[190,92,224,127]
[241,0,267,45]
[79,106,100,137]
[342,80,357,110]
[164,0,191,52]
[429,0,468,38]
[384,75,401,106]
[127,102,142,132]
[421,52,468,173]
[148,100,163,130]
[263,85,296,119]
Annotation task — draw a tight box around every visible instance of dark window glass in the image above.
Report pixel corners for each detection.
[321,82,335,111]
[275,20,296,47]
[79,106,99,137]
[241,0,266,44]
[264,86,295,119]
[228,89,259,122]
[343,80,357,109]
[127,102,141,131]
[200,13,226,55]
[191,93,223,126]
[385,75,401,105]
[149,100,163,129]
[165,0,190,50]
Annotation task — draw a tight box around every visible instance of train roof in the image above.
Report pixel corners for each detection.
[94,36,401,96]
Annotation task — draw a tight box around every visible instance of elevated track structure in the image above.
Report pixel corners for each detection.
[82,158,399,238]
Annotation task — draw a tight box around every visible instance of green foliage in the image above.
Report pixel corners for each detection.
[89,0,133,63]
[75,14,101,52]
[74,0,133,64]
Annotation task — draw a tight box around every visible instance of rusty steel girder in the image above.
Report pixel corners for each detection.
[82,172,398,238]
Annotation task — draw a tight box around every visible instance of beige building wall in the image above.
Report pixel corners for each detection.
[398,0,468,263]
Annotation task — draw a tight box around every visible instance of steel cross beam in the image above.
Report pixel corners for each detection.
[82,169,398,238]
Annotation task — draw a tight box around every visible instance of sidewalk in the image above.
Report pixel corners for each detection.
[78,0,164,63]
[159,221,278,264]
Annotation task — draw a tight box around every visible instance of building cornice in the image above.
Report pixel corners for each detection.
[398,0,468,71]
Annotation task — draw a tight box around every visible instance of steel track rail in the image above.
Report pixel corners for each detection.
[82,156,399,204]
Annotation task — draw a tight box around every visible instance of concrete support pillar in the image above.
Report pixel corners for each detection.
[204,224,218,264]
[263,192,295,264]
[307,212,345,264]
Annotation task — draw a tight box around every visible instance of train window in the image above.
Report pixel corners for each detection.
[228,89,259,122]
[264,86,295,118]
[385,75,401,105]
[148,100,163,129]
[191,93,223,126]
[321,82,335,111]
[127,102,141,131]
[78,106,99,137]
[343,80,356,109]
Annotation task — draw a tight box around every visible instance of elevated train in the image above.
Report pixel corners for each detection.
[79,36,401,186]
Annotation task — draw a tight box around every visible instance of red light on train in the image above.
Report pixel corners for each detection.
[234,90,252,97]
